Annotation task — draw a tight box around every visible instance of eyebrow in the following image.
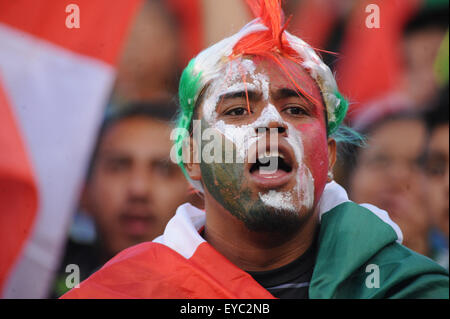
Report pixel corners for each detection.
[272,88,306,100]
[218,90,261,102]
[274,88,322,113]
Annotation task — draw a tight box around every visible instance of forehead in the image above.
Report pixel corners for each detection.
[251,56,321,94]
[366,119,426,158]
[100,117,172,155]
[429,124,449,154]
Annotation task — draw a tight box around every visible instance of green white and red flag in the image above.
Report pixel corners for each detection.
[0,0,142,298]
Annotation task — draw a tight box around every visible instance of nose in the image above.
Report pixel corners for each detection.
[386,160,418,192]
[127,169,151,201]
[255,121,288,137]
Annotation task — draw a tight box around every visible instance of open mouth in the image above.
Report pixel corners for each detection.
[247,142,297,189]
[249,150,293,174]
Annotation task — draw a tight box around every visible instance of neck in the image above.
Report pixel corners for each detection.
[203,197,319,272]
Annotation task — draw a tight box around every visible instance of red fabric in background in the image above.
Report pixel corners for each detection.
[0,0,142,66]
[289,0,340,50]
[0,0,143,297]
[165,0,204,66]
[0,77,38,296]
[336,0,422,119]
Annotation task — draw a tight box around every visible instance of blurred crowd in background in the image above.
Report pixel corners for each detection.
[49,0,448,297]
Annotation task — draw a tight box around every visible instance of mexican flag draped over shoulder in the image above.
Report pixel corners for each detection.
[62,182,449,299]
[0,0,142,298]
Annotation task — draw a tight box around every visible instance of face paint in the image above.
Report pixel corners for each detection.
[202,58,269,124]
[198,56,328,232]
[295,122,329,208]
[262,55,329,208]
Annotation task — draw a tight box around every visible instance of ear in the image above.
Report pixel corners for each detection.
[184,135,202,181]
[327,138,337,182]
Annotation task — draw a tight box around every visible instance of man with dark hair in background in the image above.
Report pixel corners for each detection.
[339,86,449,268]
[401,5,449,109]
[51,101,199,297]
[345,108,431,257]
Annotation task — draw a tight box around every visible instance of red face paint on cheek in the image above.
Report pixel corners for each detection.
[253,56,330,208]
[295,120,329,207]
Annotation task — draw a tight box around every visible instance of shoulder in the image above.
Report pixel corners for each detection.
[335,242,449,299]
[369,241,449,299]
[313,201,449,299]
[60,242,183,299]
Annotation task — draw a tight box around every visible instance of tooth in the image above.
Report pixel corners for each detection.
[258,150,283,160]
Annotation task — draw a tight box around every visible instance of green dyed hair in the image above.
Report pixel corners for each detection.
[175,58,202,178]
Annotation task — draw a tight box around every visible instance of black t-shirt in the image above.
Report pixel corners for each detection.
[247,235,318,299]
[49,239,104,298]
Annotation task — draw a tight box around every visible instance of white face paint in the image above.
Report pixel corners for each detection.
[258,118,315,213]
[201,58,315,213]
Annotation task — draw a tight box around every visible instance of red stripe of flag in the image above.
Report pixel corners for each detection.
[0,75,38,295]
[0,0,143,65]
[0,0,143,297]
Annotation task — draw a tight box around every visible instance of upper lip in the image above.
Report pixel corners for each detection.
[119,206,155,220]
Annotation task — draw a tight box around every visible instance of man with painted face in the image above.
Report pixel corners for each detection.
[62,0,448,299]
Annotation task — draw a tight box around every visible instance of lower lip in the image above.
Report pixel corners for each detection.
[120,216,153,237]
[249,168,294,189]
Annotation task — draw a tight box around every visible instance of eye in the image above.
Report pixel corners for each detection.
[425,157,447,177]
[283,105,309,116]
[224,106,251,116]
[104,157,131,173]
[153,159,178,178]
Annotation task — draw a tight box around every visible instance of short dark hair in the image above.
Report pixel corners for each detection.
[404,5,449,36]
[424,86,449,132]
[86,99,179,179]
[104,100,179,131]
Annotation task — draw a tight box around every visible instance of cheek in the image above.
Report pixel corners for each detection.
[296,123,329,205]
[91,172,127,214]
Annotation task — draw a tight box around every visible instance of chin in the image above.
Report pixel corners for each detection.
[241,203,309,235]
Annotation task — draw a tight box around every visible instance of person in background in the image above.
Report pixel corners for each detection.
[332,0,448,121]
[342,104,431,257]
[400,6,449,109]
[423,88,449,269]
[113,0,181,104]
[51,101,200,297]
